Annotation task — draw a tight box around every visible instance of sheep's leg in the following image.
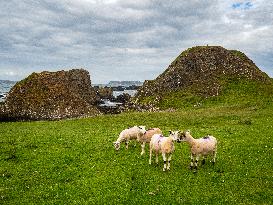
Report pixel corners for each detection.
[194,155,199,171]
[167,154,172,170]
[162,153,167,171]
[155,151,159,164]
[190,154,195,169]
[202,156,207,165]
[149,145,152,165]
[212,148,217,165]
[125,140,129,149]
[141,142,145,155]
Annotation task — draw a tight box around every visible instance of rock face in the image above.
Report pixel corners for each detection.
[95,87,114,100]
[135,46,271,100]
[116,93,131,104]
[0,69,101,121]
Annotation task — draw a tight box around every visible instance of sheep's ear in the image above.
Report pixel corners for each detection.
[169,130,172,134]
[138,126,144,130]
[139,126,146,130]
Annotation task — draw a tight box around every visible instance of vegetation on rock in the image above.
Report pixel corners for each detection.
[134,46,273,110]
[0,69,100,121]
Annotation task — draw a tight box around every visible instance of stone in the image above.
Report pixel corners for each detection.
[0,69,101,121]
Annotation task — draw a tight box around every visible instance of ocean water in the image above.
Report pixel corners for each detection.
[0,80,16,102]
[113,90,137,97]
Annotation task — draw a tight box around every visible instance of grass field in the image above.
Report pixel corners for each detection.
[1,102,273,204]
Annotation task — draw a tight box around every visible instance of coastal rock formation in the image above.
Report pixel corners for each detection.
[95,87,114,100]
[134,46,271,107]
[137,46,270,98]
[0,69,101,121]
[116,93,131,104]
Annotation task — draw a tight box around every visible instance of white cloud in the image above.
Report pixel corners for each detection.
[0,0,272,83]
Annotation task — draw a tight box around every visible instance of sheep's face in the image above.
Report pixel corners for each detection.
[179,131,190,142]
[138,126,146,134]
[179,133,187,141]
[169,130,181,143]
[113,142,121,150]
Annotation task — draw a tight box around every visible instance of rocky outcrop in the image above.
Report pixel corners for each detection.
[95,87,114,100]
[115,93,131,104]
[0,69,101,121]
[135,46,271,100]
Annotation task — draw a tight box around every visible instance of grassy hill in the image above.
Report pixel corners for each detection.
[154,78,273,110]
[1,103,273,204]
[134,46,273,110]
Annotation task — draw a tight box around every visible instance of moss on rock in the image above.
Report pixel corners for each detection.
[134,46,273,109]
[1,69,101,121]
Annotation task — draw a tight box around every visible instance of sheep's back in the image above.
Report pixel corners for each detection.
[123,127,144,140]
[150,134,163,151]
[139,128,162,143]
[192,136,217,155]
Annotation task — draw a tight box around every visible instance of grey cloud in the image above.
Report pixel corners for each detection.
[0,0,272,83]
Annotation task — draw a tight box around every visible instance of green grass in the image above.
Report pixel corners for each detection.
[142,79,273,111]
[1,103,273,204]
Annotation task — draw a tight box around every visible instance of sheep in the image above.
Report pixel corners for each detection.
[149,131,181,171]
[113,126,146,151]
[138,128,162,155]
[179,130,217,171]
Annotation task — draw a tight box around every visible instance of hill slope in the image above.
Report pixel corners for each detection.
[134,46,273,109]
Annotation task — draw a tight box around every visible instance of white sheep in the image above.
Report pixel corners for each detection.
[113,126,146,151]
[180,130,217,171]
[149,131,181,171]
[138,128,162,155]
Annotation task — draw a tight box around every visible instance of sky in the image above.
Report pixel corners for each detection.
[0,0,272,84]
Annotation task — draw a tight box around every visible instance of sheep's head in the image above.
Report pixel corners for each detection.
[169,130,181,143]
[138,125,146,130]
[179,130,191,142]
[113,141,121,150]
[138,126,146,134]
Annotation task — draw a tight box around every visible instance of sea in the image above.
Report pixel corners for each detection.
[0,81,137,102]
[0,80,16,102]
[112,90,137,98]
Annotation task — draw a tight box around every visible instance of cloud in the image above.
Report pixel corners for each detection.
[0,0,272,83]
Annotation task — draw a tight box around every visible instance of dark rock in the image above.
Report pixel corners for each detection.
[112,86,125,91]
[115,93,131,104]
[0,69,101,121]
[97,105,123,114]
[126,85,141,90]
[95,87,114,99]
